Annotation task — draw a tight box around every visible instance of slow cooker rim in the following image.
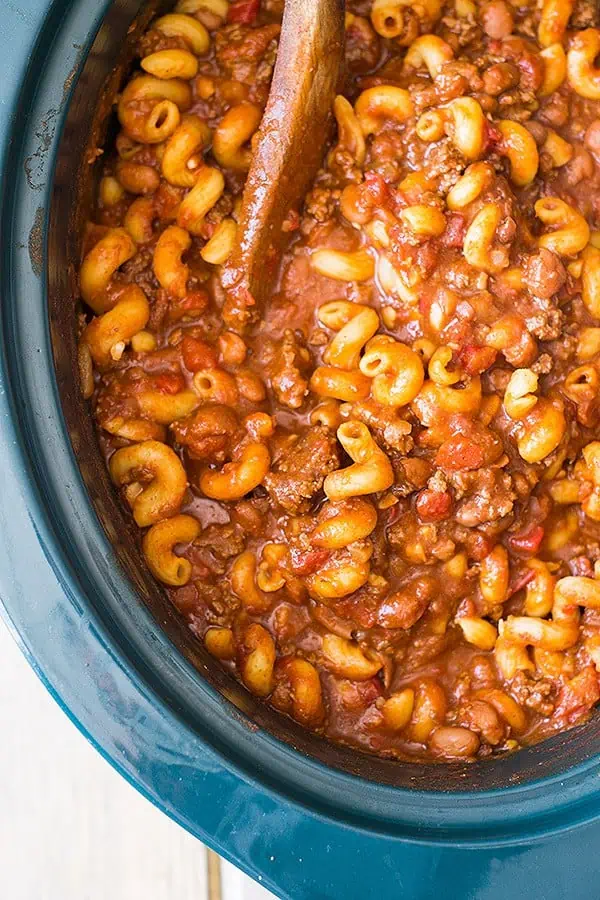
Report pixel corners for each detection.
[2,0,600,857]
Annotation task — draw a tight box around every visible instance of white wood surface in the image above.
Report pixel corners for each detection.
[0,619,275,900]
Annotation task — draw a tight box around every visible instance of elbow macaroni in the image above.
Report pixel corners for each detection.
[324,421,394,500]
[109,440,188,527]
[82,285,150,368]
[213,102,262,171]
[142,514,200,586]
[80,228,136,311]
[535,197,590,256]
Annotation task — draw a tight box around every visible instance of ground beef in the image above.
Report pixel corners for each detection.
[531,352,554,375]
[304,185,339,223]
[525,305,565,341]
[201,582,240,627]
[266,329,311,409]
[198,523,246,559]
[215,23,281,85]
[440,11,481,48]
[190,523,246,576]
[146,289,169,333]
[367,131,408,182]
[570,556,594,577]
[451,468,516,528]
[348,400,414,454]
[436,62,482,103]
[137,30,189,57]
[565,146,596,186]
[423,139,467,191]
[570,0,600,29]
[510,670,556,716]
[264,426,340,514]
[585,119,600,160]
[172,404,239,462]
[346,14,381,74]
[121,245,159,298]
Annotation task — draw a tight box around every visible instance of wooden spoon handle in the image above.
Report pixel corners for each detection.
[222,0,345,331]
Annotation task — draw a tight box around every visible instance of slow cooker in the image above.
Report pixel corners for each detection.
[2,1,600,896]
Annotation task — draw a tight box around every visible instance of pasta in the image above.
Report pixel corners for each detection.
[76,0,600,763]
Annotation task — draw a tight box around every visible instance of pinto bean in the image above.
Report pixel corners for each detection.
[585,120,600,159]
[522,249,566,299]
[482,62,519,96]
[458,700,506,746]
[481,1,514,39]
[376,577,435,629]
[429,726,480,758]
[565,148,595,186]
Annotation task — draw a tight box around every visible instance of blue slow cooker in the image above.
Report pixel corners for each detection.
[2,1,600,896]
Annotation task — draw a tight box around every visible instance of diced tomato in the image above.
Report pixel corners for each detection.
[289,546,331,576]
[153,372,185,394]
[416,240,439,277]
[507,567,536,597]
[441,316,474,347]
[227,0,260,24]
[334,595,379,629]
[435,436,485,473]
[506,524,545,556]
[457,344,498,376]
[389,227,415,263]
[384,503,401,527]
[440,213,466,248]
[416,489,452,523]
[168,289,210,323]
[181,290,210,313]
[482,119,502,154]
[419,289,434,318]
[555,667,600,725]
[281,208,301,233]
[181,335,218,372]
[363,171,389,205]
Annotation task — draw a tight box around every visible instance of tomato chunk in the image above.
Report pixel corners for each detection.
[416,489,452,522]
[507,524,544,556]
[507,567,536,597]
[435,436,485,472]
[289,547,331,576]
[483,119,502,153]
[182,335,218,372]
[153,372,185,394]
[555,668,600,725]
[227,0,260,24]
[457,344,497,376]
[440,213,466,248]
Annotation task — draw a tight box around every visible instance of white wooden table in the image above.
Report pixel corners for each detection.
[0,619,275,900]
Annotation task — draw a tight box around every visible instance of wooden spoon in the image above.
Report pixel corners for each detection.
[221,0,345,331]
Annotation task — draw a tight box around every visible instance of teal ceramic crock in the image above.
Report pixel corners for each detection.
[2,1,600,897]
